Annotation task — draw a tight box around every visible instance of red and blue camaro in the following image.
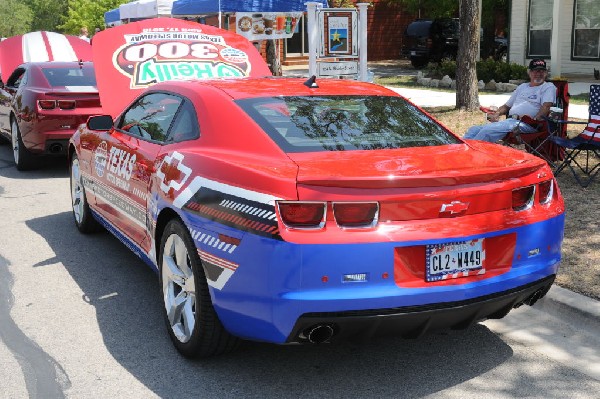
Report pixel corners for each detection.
[69,18,564,358]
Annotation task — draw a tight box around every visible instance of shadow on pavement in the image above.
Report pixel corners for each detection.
[23,211,521,398]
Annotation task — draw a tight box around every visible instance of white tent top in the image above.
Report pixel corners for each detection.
[119,0,175,20]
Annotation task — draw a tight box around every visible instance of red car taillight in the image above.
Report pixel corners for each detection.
[538,180,554,204]
[58,100,76,110]
[38,100,56,110]
[277,201,326,229]
[333,202,379,228]
[512,185,535,211]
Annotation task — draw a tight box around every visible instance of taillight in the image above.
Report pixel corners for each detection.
[38,100,56,110]
[58,100,76,110]
[333,202,379,228]
[277,201,326,230]
[538,180,554,204]
[512,185,535,211]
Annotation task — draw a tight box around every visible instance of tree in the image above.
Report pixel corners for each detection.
[24,0,68,32]
[456,0,480,110]
[0,0,33,37]
[59,0,123,35]
[392,0,489,110]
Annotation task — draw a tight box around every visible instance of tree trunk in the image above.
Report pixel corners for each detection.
[456,0,480,111]
[266,39,282,76]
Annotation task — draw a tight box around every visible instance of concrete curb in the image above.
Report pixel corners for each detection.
[545,285,600,321]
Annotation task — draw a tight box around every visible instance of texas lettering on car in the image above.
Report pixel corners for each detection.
[69,18,565,359]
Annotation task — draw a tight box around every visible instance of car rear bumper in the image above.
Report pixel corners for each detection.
[199,212,564,344]
[285,275,554,343]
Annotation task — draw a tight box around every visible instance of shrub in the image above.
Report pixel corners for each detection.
[509,63,528,80]
[475,58,496,83]
[425,59,530,84]
[425,59,457,80]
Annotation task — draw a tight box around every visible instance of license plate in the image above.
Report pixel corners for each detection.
[410,51,416,56]
[426,239,485,282]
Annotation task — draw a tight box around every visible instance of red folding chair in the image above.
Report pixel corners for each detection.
[494,80,570,164]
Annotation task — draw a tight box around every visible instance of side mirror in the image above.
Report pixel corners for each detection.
[87,115,113,131]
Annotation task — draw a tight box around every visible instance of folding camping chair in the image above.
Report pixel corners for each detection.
[548,84,600,188]
[501,80,570,164]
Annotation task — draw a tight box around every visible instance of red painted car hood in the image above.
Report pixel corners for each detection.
[0,31,91,81]
[91,17,272,118]
[287,141,547,188]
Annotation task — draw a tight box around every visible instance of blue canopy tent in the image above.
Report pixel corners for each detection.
[104,8,121,27]
[171,0,328,16]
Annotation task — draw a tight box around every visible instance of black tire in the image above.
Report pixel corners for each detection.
[11,119,36,171]
[159,219,240,358]
[70,153,102,233]
[410,57,429,69]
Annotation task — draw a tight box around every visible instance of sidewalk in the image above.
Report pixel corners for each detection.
[388,87,590,120]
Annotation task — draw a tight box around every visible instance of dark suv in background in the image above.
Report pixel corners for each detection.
[403,18,507,69]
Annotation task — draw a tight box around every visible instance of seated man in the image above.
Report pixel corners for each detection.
[464,59,556,142]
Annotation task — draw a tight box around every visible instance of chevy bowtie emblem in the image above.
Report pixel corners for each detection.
[440,201,469,215]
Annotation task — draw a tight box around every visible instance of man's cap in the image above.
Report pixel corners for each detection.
[529,59,547,70]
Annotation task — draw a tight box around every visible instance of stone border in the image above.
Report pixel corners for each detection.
[415,71,526,92]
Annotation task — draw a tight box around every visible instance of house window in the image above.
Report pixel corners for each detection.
[572,0,600,59]
[527,0,553,58]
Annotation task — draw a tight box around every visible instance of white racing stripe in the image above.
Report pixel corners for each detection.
[22,32,49,62]
[46,31,78,61]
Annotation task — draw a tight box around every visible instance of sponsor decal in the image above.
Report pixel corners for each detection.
[94,141,108,177]
[84,173,146,228]
[113,28,252,88]
[156,151,192,195]
[107,146,136,181]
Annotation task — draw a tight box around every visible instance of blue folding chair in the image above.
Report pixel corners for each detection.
[548,84,600,188]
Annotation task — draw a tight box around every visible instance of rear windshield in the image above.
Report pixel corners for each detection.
[42,66,96,87]
[405,20,432,37]
[236,95,461,153]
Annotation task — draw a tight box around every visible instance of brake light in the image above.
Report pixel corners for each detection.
[38,100,56,110]
[538,180,554,204]
[333,202,379,228]
[512,185,535,211]
[58,100,76,110]
[277,201,326,229]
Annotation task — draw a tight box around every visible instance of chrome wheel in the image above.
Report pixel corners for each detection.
[69,154,101,233]
[11,120,20,165]
[162,232,196,343]
[71,157,84,224]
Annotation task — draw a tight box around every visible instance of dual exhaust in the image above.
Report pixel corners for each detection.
[302,324,335,344]
[48,143,64,154]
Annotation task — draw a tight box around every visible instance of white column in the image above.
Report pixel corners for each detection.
[550,0,562,77]
[306,2,319,77]
[357,3,368,81]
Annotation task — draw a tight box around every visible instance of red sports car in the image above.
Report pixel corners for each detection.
[69,18,565,358]
[0,32,99,170]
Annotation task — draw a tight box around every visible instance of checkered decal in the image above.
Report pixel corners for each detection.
[183,187,281,240]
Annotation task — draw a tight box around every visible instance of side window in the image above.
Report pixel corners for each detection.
[165,99,199,143]
[118,92,182,142]
[7,68,26,88]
